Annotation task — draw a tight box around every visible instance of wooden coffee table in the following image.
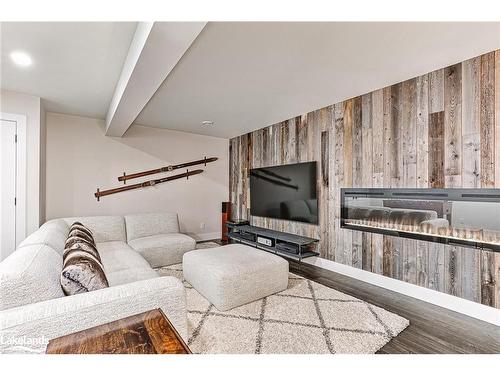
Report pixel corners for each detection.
[46,309,191,354]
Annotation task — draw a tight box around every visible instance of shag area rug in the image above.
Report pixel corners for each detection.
[157,248,409,354]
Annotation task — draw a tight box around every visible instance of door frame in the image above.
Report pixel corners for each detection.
[1,112,27,247]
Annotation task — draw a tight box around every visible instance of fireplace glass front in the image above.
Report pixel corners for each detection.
[340,189,500,252]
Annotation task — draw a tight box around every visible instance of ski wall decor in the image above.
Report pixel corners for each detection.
[94,156,217,201]
[95,169,203,201]
[118,156,217,183]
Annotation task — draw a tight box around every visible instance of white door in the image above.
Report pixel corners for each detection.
[0,119,18,260]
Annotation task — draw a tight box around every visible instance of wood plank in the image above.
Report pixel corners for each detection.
[402,78,418,187]
[428,242,445,293]
[333,103,345,264]
[382,86,396,277]
[351,97,363,268]
[319,107,331,259]
[416,240,429,287]
[361,232,372,272]
[327,107,336,262]
[371,89,384,274]
[343,99,354,266]
[296,114,308,163]
[444,64,462,186]
[461,56,481,302]
[429,69,444,114]
[461,246,481,303]
[444,245,462,297]
[443,64,463,299]
[343,99,354,187]
[416,74,430,287]
[462,57,481,188]
[352,96,363,188]
[361,93,373,272]
[480,51,496,187]
[389,83,403,188]
[402,79,417,285]
[479,51,496,307]
[416,74,429,188]
[242,134,248,218]
[361,93,373,186]
[372,89,384,184]
[428,112,445,188]
[383,235,394,277]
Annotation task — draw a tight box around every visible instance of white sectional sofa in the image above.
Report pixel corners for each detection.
[0,212,196,353]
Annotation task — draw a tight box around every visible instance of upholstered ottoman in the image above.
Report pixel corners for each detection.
[182,244,289,311]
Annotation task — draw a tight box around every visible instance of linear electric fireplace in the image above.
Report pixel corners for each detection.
[340,189,500,253]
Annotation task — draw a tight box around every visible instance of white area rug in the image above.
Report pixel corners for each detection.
[157,255,409,354]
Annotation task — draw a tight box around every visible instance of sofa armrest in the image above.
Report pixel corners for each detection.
[0,276,187,354]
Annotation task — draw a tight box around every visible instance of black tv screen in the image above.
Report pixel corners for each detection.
[250,161,318,224]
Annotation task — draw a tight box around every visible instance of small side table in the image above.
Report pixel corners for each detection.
[46,309,191,354]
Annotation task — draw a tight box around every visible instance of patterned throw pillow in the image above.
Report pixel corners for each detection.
[60,222,108,295]
[68,222,95,245]
[63,238,102,263]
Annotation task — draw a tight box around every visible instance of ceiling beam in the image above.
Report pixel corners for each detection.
[105,21,207,137]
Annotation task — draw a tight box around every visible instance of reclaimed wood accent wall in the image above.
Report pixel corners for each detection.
[229,50,500,308]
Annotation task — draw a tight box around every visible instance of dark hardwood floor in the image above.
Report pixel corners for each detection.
[200,239,500,353]
[288,260,500,354]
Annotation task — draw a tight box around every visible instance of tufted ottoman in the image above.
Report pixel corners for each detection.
[182,244,289,311]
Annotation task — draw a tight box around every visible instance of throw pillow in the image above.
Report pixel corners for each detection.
[68,224,95,245]
[63,238,102,263]
[60,243,108,295]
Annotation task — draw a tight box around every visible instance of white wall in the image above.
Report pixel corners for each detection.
[45,112,229,240]
[0,90,43,236]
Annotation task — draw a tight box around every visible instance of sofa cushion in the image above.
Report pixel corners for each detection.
[96,241,153,273]
[17,219,69,255]
[61,243,109,295]
[128,233,196,268]
[0,245,65,310]
[106,267,159,287]
[125,213,180,242]
[62,216,126,243]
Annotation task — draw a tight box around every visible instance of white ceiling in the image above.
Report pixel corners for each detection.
[136,22,500,138]
[1,22,499,138]
[1,22,137,118]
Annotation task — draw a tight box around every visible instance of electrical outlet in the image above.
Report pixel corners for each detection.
[200,222,205,229]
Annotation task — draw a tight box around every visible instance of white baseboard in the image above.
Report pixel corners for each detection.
[303,256,500,326]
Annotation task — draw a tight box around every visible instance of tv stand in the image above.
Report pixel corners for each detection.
[226,223,319,261]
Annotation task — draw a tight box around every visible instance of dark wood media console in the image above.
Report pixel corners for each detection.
[227,223,319,260]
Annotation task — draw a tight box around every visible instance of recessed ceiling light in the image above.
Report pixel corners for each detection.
[10,51,33,67]
[202,121,214,126]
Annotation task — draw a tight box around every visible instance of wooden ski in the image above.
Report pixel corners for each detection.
[118,156,217,183]
[95,169,203,201]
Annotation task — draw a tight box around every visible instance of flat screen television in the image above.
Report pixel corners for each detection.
[250,161,318,224]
